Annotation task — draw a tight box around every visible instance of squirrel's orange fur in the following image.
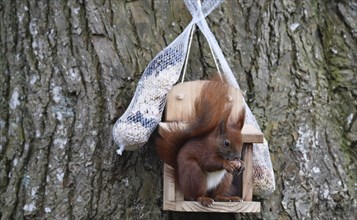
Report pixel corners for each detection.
[156,77,245,206]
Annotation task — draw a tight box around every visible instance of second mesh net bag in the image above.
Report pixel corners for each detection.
[184,0,275,197]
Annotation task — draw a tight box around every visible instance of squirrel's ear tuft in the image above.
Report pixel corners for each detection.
[218,120,226,135]
[236,107,245,130]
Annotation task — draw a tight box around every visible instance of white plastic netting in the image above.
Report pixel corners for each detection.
[112,0,275,197]
[113,26,193,154]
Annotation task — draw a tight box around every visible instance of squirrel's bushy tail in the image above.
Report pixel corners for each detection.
[156,77,232,169]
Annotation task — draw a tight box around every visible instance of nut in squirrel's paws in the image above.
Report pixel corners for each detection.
[233,160,245,176]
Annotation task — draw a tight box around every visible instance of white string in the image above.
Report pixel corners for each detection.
[182,0,223,82]
[181,25,196,83]
[186,0,239,88]
[207,36,223,80]
[196,0,223,80]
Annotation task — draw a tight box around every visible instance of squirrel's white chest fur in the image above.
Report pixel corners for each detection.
[206,170,227,190]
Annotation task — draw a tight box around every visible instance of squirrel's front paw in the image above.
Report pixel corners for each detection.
[224,160,242,173]
[234,160,245,175]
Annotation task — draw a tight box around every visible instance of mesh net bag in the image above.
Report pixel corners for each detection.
[112,0,224,155]
[113,0,275,197]
[112,27,192,155]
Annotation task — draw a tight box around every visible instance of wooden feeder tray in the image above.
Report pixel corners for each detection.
[158,81,264,213]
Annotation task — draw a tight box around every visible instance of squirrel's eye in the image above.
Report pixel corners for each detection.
[224,140,231,147]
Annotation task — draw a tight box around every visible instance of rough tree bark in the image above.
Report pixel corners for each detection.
[0,0,356,219]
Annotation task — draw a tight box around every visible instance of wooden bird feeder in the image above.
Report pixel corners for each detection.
[158,81,264,213]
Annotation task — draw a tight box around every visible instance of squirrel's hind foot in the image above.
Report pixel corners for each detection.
[197,196,214,207]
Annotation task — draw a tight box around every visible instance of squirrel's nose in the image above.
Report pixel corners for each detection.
[231,152,241,160]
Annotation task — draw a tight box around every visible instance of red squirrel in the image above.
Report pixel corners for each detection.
[156,77,245,207]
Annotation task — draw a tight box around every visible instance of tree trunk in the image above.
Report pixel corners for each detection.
[0,0,356,219]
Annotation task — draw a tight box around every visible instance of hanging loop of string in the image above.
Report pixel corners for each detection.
[184,0,237,88]
[180,0,225,83]
[181,24,196,83]
[195,0,223,80]
[181,0,223,83]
